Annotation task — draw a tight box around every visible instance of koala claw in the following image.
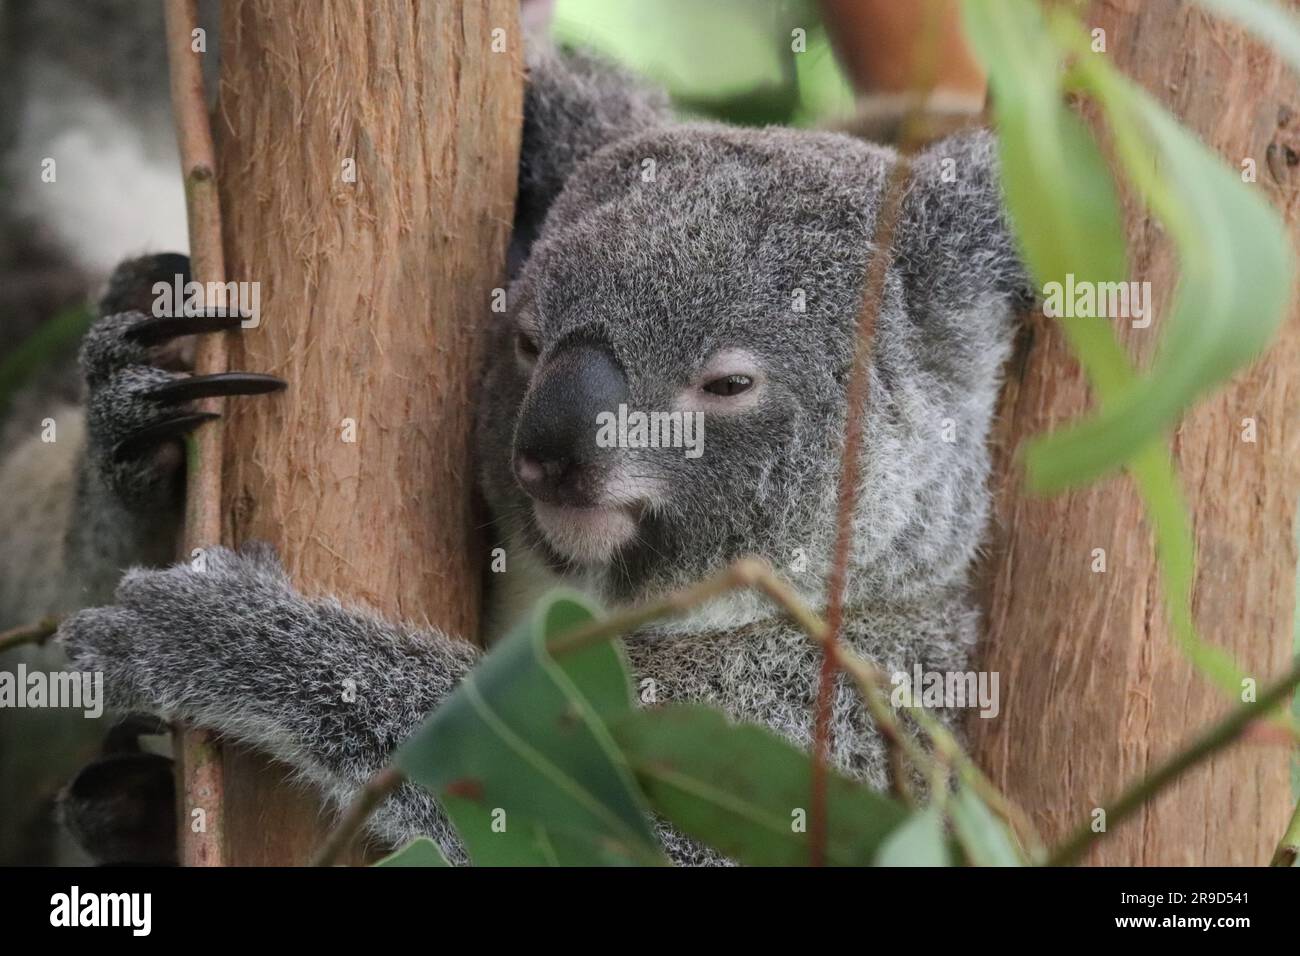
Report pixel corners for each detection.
[82,254,289,511]
[111,411,220,463]
[122,308,249,347]
[142,371,287,405]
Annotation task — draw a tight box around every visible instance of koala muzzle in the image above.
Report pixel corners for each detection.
[514,342,628,507]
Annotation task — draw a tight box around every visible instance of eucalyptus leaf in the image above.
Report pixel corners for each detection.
[875,808,950,867]
[948,788,1023,866]
[963,0,1275,702]
[967,0,1291,490]
[554,0,796,99]
[373,836,451,867]
[396,591,664,866]
[612,705,906,866]
[552,0,852,126]
[1025,77,1292,490]
[961,0,1136,405]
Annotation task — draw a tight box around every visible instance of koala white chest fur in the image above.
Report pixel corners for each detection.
[1,43,1029,866]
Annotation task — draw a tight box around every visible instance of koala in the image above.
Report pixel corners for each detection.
[1,44,1029,866]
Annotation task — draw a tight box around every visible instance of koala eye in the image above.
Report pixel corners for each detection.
[702,374,753,397]
[516,329,540,365]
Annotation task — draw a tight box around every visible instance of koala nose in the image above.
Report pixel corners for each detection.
[514,341,628,506]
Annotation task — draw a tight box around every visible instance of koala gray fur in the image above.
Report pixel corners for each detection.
[12,43,1029,865]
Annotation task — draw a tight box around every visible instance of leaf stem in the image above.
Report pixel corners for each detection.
[1269,793,1300,867]
[551,556,1039,853]
[323,554,1047,866]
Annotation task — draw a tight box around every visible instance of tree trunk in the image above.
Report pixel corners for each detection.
[969,0,1300,865]
[187,0,521,866]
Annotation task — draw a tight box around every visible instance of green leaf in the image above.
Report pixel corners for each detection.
[960,0,1127,284]
[967,0,1292,492]
[948,788,1023,866]
[373,836,451,867]
[554,0,791,100]
[963,0,1279,706]
[1025,68,1293,490]
[961,0,1137,407]
[396,591,664,866]
[875,808,950,867]
[612,705,906,866]
[552,0,851,127]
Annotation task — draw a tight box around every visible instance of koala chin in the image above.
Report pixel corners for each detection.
[1,42,1032,866]
[530,502,640,566]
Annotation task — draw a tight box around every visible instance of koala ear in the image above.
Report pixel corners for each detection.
[894,129,1034,312]
[516,44,671,244]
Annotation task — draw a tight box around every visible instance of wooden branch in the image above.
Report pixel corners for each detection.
[212,0,522,865]
[163,0,229,868]
[0,615,61,654]
[970,0,1300,864]
[811,4,951,864]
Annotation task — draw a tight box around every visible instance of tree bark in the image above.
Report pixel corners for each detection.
[196,0,522,866]
[969,0,1300,865]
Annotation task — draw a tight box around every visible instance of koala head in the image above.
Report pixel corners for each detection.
[477,47,1029,612]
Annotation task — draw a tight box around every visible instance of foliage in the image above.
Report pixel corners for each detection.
[551,0,855,126]
[387,589,964,866]
[395,593,664,866]
[963,0,1300,703]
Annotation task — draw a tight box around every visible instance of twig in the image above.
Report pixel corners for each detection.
[1270,791,1300,867]
[1047,656,1300,867]
[551,555,1010,819]
[547,558,771,656]
[907,701,1043,859]
[552,555,1033,843]
[809,2,954,861]
[0,615,62,654]
[164,0,230,868]
[311,767,405,867]
[560,558,1040,857]
[812,158,914,864]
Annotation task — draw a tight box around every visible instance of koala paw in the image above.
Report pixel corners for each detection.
[82,253,286,512]
[57,543,295,718]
